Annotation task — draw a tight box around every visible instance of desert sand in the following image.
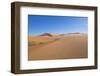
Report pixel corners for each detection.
[28,33,88,60]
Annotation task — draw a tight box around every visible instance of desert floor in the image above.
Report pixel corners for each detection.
[28,33,88,60]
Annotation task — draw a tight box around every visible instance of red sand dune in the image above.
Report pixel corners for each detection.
[28,33,88,60]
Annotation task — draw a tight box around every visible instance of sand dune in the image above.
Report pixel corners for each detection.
[28,33,88,60]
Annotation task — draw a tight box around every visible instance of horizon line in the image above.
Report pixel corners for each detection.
[28,32,88,36]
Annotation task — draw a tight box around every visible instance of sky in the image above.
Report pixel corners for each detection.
[28,15,88,36]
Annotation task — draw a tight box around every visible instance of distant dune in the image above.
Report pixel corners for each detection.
[28,33,88,60]
[39,33,53,37]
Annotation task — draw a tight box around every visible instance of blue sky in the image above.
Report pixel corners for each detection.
[28,15,88,36]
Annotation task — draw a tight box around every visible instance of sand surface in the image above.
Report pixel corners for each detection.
[28,33,88,60]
